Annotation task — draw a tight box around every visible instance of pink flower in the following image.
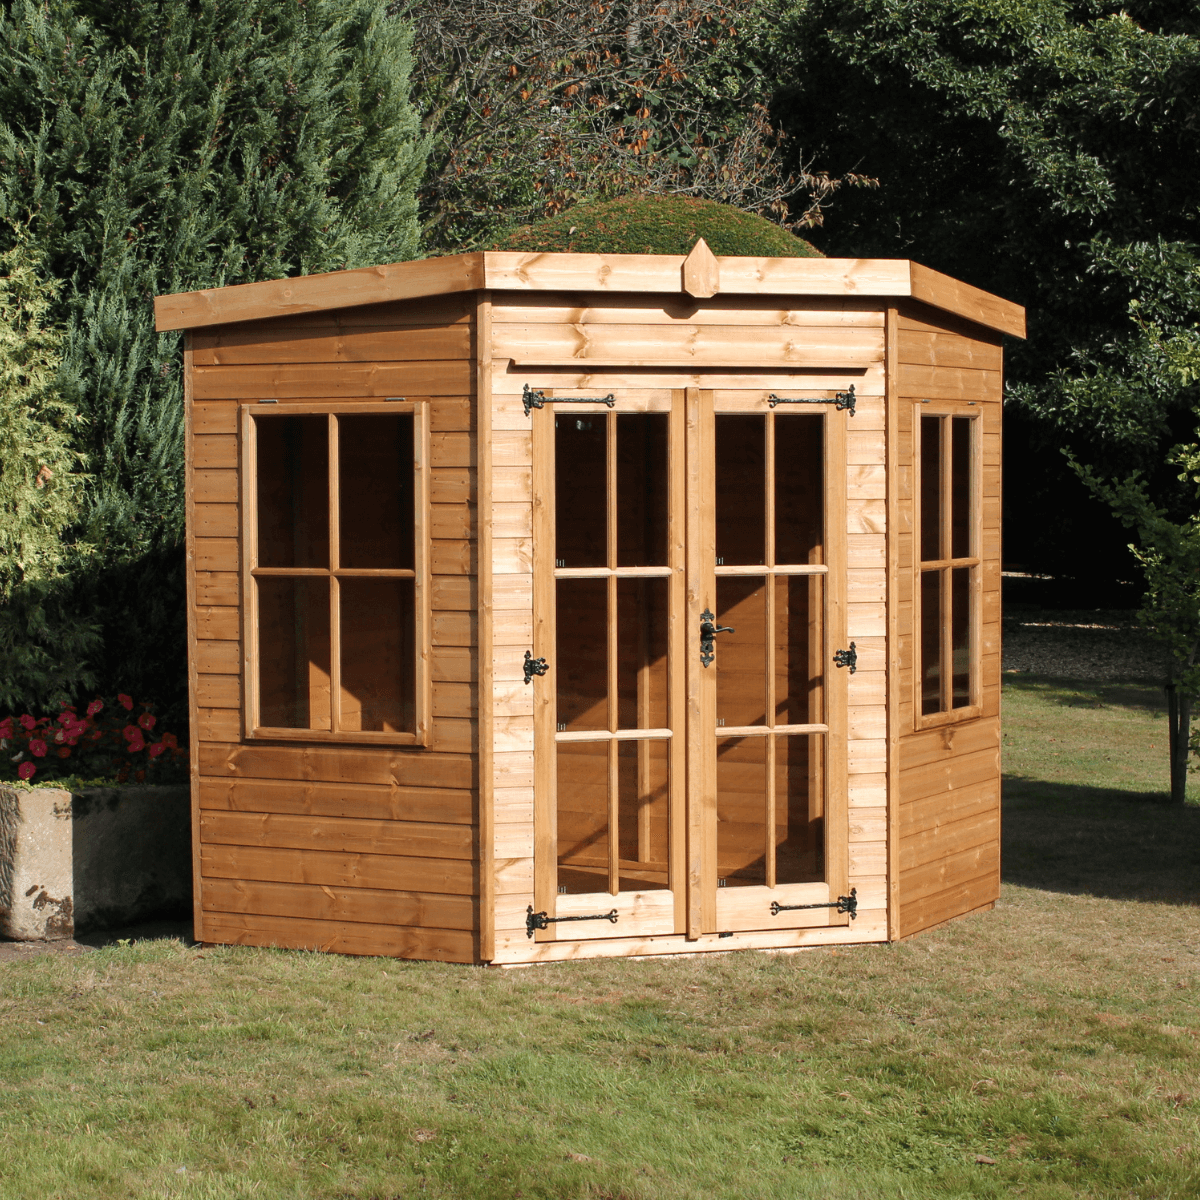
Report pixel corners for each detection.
[127,731,145,753]
[122,724,138,742]
[118,694,133,711]
[86,699,103,717]
[137,712,156,731]
[57,747,71,759]
[0,718,11,739]
[17,761,35,780]
[148,742,165,759]
[162,732,178,749]
[19,715,35,731]
[29,739,47,758]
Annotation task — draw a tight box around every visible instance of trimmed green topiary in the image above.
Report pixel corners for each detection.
[489,196,823,258]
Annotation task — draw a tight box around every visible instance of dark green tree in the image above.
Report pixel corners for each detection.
[0,0,425,714]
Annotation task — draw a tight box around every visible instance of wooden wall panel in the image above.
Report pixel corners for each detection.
[187,292,482,962]
[892,301,1004,939]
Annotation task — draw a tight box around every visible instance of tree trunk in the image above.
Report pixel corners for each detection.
[1165,682,1191,805]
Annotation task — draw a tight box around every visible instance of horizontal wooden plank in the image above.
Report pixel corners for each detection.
[432,716,475,755]
[204,877,476,930]
[430,397,474,433]
[901,779,998,839]
[198,708,241,742]
[200,910,477,962]
[432,645,476,684]
[195,640,240,675]
[195,674,241,709]
[491,294,888,327]
[192,361,473,399]
[900,808,999,873]
[899,870,999,940]
[899,718,998,771]
[907,263,1025,339]
[896,363,999,402]
[431,540,474,575]
[197,742,476,788]
[201,841,476,896]
[430,467,475,506]
[201,809,476,859]
[195,538,238,571]
[193,434,238,469]
[193,469,238,505]
[192,325,472,365]
[900,841,999,907]
[188,294,474,338]
[198,777,474,824]
[195,571,239,606]
[897,330,1003,372]
[192,401,239,435]
[900,747,999,804]
[196,606,238,641]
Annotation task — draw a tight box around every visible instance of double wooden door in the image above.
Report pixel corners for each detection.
[530,385,849,941]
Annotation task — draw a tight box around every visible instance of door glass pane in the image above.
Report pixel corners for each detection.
[617,740,670,890]
[952,566,972,708]
[257,577,331,729]
[339,578,414,733]
[556,741,609,893]
[555,414,607,568]
[775,733,824,884]
[775,574,823,726]
[617,578,669,730]
[339,414,413,569]
[715,415,765,566]
[920,415,941,563]
[616,414,668,567]
[256,415,329,568]
[774,414,823,565]
[921,570,942,715]
[716,577,766,728]
[951,416,972,560]
[716,736,767,886]
[556,578,608,731]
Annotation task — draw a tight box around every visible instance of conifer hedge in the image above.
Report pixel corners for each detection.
[0,0,425,718]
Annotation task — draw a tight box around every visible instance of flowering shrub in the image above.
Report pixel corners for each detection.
[0,695,186,785]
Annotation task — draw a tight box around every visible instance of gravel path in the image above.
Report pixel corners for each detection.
[1002,607,1169,683]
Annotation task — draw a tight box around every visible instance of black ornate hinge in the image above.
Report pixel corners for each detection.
[833,643,857,674]
[522,384,617,417]
[526,905,619,938]
[767,385,856,416]
[770,888,857,919]
[699,608,735,667]
[523,650,549,684]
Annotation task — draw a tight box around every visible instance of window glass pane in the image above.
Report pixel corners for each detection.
[339,578,415,733]
[616,414,669,567]
[716,577,766,728]
[774,414,824,565]
[716,736,767,886]
[555,414,607,568]
[775,574,823,726]
[556,578,608,731]
[951,417,972,560]
[617,578,669,730]
[920,415,941,563]
[556,741,609,893]
[952,566,972,708]
[338,414,413,569]
[256,415,328,568]
[775,733,824,884]
[716,415,765,566]
[920,570,943,715]
[617,740,670,890]
[257,577,331,729]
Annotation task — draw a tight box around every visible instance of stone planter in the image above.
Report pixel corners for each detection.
[0,784,191,940]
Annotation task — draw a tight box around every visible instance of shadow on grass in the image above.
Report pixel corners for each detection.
[1003,775,1200,905]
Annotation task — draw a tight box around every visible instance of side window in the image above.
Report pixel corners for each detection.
[918,411,978,719]
[245,404,428,744]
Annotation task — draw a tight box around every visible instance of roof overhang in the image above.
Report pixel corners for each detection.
[154,250,1025,340]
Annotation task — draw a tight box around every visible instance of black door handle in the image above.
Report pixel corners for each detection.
[700,609,734,667]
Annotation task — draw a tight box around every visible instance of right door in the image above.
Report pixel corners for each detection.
[688,387,850,936]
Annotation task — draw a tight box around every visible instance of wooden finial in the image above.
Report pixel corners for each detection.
[681,237,719,298]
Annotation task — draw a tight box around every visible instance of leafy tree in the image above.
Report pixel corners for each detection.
[0,0,425,716]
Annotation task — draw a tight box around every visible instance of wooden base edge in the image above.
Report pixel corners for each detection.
[897,898,996,942]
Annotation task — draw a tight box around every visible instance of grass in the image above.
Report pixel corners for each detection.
[0,678,1198,1199]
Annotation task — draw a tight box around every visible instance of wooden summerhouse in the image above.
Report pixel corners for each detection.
[155,242,1024,965]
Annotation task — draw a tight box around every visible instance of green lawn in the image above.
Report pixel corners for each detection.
[0,677,1197,1200]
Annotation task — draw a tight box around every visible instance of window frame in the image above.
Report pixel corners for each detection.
[913,402,983,730]
[240,399,431,747]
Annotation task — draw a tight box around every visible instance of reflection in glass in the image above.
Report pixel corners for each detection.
[556,578,608,730]
[920,415,941,563]
[715,415,765,565]
[716,736,767,886]
[556,742,609,893]
[617,414,668,567]
[951,567,972,708]
[339,414,413,569]
[775,414,824,564]
[716,577,766,728]
[775,574,822,726]
[257,577,331,729]
[617,578,668,730]
[776,734,824,884]
[256,415,329,568]
[555,415,607,567]
[339,578,414,732]
[921,570,942,715]
[951,416,972,560]
[617,740,669,890]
